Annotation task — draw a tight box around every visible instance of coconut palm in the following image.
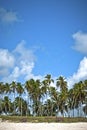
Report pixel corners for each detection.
[73,81,86,117]
[25,80,32,116]
[35,79,42,116]
[56,76,68,92]
[3,96,9,114]
[45,74,54,86]
[49,87,59,116]
[14,96,29,116]
[10,81,17,115]
[4,83,12,113]
[56,76,68,116]
[16,82,24,116]
[31,79,41,116]
[68,88,76,117]
[43,74,54,116]
[4,83,11,96]
[25,79,41,116]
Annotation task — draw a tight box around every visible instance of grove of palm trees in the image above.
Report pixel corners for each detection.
[0,74,87,118]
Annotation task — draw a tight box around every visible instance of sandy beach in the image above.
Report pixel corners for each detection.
[0,122,87,130]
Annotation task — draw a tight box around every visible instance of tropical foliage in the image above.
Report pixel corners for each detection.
[0,74,87,117]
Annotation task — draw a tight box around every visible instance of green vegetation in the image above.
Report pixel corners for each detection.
[0,116,87,123]
[0,74,87,119]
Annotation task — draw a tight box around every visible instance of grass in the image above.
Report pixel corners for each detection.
[0,116,87,123]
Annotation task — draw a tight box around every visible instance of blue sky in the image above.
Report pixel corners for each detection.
[0,0,87,86]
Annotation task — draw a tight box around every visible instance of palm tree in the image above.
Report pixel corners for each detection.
[43,74,54,116]
[40,81,47,116]
[4,83,12,113]
[68,88,75,117]
[15,97,21,115]
[10,81,17,115]
[25,80,30,116]
[16,82,24,116]
[34,79,42,116]
[56,76,68,92]
[29,79,41,116]
[49,87,59,116]
[45,74,54,86]
[25,79,35,116]
[4,83,10,96]
[67,89,74,117]
[14,96,29,116]
[44,99,53,116]
[73,81,86,117]
[56,76,68,117]
[22,99,29,116]
[3,96,10,114]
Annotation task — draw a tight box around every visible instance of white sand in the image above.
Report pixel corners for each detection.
[0,122,87,130]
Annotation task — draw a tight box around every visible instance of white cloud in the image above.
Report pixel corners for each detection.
[0,40,42,83]
[0,49,15,68]
[25,73,42,81]
[72,31,87,54]
[67,57,87,87]
[67,31,87,87]
[20,61,34,75]
[0,7,21,24]
[0,49,14,76]
[2,66,20,82]
[14,40,36,63]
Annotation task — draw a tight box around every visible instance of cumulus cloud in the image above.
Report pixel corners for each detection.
[0,49,15,76]
[14,40,35,63]
[0,49,15,67]
[0,7,21,24]
[68,57,87,87]
[72,31,87,54]
[67,31,87,87]
[0,41,42,83]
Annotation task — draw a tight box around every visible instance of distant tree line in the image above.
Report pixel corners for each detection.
[0,74,87,117]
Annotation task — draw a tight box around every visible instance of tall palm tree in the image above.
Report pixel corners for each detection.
[49,87,59,116]
[25,80,32,116]
[68,88,76,117]
[44,74,54,116]
[34,79,42,116]
[25,79,41,116]
[56,76,68,117]
[3,96,11,114]
[73,81,86,117]
[29,79,41,116]
[10,81,17,115]
[4,83,12,113]
[16,82,24,116]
